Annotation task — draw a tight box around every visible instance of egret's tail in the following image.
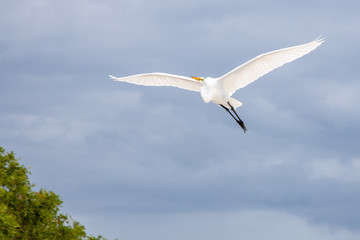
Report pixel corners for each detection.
[229,98,243,109]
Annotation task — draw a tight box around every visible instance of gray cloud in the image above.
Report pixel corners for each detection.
[1,0,360,239]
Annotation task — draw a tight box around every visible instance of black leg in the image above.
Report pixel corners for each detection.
[227,102,247,133]
[220,104,238,122]
[220,104,247,133]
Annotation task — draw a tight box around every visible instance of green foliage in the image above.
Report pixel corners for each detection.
[0,147,107,240]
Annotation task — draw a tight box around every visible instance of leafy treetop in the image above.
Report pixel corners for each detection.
[0,147,107,240]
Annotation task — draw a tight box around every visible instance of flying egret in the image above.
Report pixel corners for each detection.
[110,38,324,132]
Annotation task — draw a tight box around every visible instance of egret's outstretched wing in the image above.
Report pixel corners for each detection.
[219,38,324,96]
[110,73,201,92]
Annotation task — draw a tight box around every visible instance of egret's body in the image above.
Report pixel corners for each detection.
[201,77,226,104]
[110,38,324,132]
[200,77,242,108]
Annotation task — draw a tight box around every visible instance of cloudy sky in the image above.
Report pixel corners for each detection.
[1,0,360,239]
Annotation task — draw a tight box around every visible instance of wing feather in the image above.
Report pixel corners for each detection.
[219,38,325,96]
[110,73,201,92]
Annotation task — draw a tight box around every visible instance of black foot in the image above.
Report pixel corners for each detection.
[237,120,247,133]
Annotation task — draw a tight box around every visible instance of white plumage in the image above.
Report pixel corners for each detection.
[110,38,324,132]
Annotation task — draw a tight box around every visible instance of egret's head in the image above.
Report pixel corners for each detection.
[191,76,204,81]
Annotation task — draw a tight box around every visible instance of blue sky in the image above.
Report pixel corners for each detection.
[1,0,360,239]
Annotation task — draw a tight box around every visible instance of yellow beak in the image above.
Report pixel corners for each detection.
[191,76,204,81]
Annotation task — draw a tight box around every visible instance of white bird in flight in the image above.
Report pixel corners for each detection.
[110,38,324,132]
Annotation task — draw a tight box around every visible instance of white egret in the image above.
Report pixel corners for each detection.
[110,38,324,132]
